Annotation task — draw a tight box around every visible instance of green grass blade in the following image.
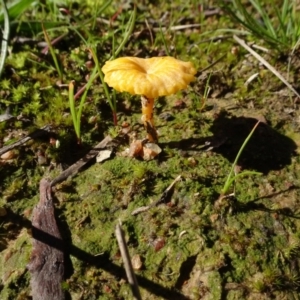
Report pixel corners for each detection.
[159,23,171,56]
[76,66,98,133]
[69,81,80,140]
[113,4,136,58]
[219,0,289,49]
[13,21,67,35]
[221,121,260,195]
[92,0,112,30]
[70,4,136,125]
[89,46,118,125]
[0,0,35,22]
[42,23,63,81]
[0,0,9,78]
[224,171,262,193]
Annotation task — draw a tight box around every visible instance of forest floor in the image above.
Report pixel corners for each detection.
[1,1,300,299]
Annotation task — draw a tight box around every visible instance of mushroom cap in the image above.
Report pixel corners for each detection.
[102,56,197,99]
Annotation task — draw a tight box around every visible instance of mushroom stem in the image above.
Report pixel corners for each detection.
[141,95,158,142]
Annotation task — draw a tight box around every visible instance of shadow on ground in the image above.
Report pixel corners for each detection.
[209,111,297,174]
[160,111,296,174]
[4,209,189,300]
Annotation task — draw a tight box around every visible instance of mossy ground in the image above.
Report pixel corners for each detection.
[1,1,300,299]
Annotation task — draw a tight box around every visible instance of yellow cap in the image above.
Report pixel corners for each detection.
[102,56,196,99]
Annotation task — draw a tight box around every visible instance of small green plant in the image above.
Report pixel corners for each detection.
[65,4,137,140]
[42,23,63,81]
[0,0,35,22]
[111,4,137,59]
[70,4,136,127]
[88,46,117,125]
[159,23,171,56]
[92,3,137,125]
[220,120,262,197]
[219,0,300,52]
[69,66,98,144]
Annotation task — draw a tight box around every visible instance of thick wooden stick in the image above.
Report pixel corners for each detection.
[27,178,65,300]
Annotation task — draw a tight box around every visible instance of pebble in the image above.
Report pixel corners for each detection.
[1,150,15,160]
[131,254,143,270]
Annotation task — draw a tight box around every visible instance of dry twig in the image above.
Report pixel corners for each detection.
[115,222,141,300]
[50,135,113,187]
[233,35,300,100]
[131,175,181,215]
[0,125,52,156]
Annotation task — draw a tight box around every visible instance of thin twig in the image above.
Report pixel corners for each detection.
[50,135,113,187]
[189,35,231,46]
[41,32,68,55]
[115,222,141,300]
[154,24,201,32]
[233,35,300,100]
[131,175,181,216]
[145,18,154,46]
[245,72,260,85]
[0,125,52,156]
[198,54,226,73]
[251,43,269,53]
[42,23,63,81]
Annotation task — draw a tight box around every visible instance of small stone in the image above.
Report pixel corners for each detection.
[159,111,174,121]
[142,148,155,161]
[128,140,143,158]
[96,150,112,163]
[153,237,165,252]
[131,254,143,270]
[142,143,162,161]
[1,150,15,160]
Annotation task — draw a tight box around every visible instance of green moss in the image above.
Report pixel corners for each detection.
[6,52,28,70]
[1,1,300,298]
[0,230,31,299]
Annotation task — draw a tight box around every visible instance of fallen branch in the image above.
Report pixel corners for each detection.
[0,125,52,156]
[27,178,65,300]
[50,135,113,187]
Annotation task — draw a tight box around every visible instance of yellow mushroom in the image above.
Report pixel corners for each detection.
[102,56,196,142]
